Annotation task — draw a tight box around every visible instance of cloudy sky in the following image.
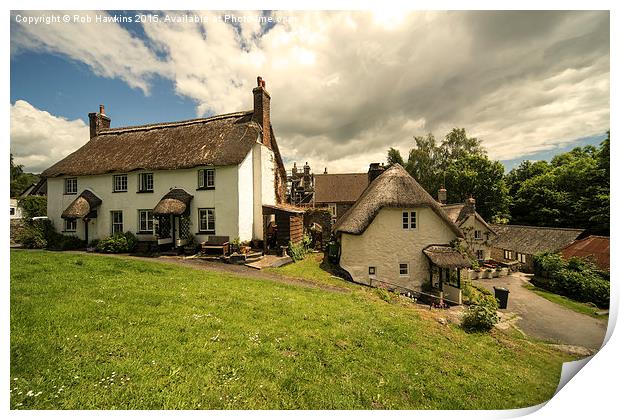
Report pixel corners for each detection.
[10,10,609,173]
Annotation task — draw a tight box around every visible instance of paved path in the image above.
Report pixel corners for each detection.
[474,273,608,350]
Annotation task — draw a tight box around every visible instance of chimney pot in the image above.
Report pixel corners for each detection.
[89,104,111,139]
[252,76,271,148]
[99,104,105,115]
[257,76,263,87]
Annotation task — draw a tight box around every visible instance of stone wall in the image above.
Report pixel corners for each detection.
[10,219,25,244]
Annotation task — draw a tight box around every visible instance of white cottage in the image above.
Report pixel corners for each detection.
[41,77,287,249]
[333,164,471,304]
[441,198,497,261]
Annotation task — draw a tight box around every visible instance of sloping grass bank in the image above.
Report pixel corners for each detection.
[11,250,570,409]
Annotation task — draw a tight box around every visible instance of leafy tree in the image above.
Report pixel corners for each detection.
[386,147,405,167]
[10,154,40,197]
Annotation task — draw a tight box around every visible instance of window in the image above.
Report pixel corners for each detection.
[64,218,77,232]
[474,230,482,240]
[503,250,513,260]
[138,173,154,192]
[10,208,15,216]
[402,211,417,230]
[113,174,128,192]
[328,203,337,220]
[64,178,77,195]
[198,168,215,189]
[476,249,484,260]
[399,263,409,277]
[369,266,376,276]
[138,210,154,233]
[517,252,526,263]
[198,208,215,233]
[111,211,123,234]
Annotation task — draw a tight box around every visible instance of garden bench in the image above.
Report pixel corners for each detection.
[201,236,230,256]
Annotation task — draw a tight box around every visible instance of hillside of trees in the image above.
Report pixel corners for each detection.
[387,130,610,236]
[10,154,40,198]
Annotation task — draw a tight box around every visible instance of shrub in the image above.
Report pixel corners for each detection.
[18,196,47,222]
[461,294,499,332]
[16,225,47,248]
[47,233,86,251]
[533,252,609,309]
[288,235,312,261]
[96,232,138,253]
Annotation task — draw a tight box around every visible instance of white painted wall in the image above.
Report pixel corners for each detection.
[339,207,458,291]
[459,214,495,260]
[237,148,254,242]
[250,142,277,240]
[47,164,242,243]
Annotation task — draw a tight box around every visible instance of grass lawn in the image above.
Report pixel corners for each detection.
[523,283,607,319]
[11,250,572,409]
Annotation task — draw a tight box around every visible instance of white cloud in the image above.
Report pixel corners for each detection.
[10,11,610,173]
[10,100,89,173]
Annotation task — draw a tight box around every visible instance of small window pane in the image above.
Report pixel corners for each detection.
[114,175,128,192]
[369,267,376,275]
[111,211,123,234]
[410,211,417,228]
[402,211,409,229]
[65,178,77,194]
[399,263,409,275]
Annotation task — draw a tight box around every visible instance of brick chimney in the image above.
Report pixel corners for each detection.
[437,186,447,204]
[368,163,386,183]
[88,104,111,139]
[252,76,271,148]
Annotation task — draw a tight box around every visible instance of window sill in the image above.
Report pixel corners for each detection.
[137,231,155,235]
[196,231,215,235]
[64,193,77,195]
[112,190,128,193]
[196,186,215,191]
[61,231,77,233]
[137,190,154,194]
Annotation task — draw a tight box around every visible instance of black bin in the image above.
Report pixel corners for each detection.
[493,287,510,309]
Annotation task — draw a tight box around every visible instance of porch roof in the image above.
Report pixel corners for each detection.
[423,245,472,269]
[153,188,193,216]
[61,190,102,219]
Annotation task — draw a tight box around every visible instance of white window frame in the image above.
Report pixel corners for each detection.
[198,208,215,233]
[402,210,417,230]
[111,211,123,235]
[64,178,78,195]
[64,218,77,232]
[504,250,513,260]
[138,209,154,233]
[517,252,526,263]
[368,266,376,276]
[198,168,215,189]
[113,174,128,192]
[138,173,154,192]
[399,262,410,277]
[476,249,484,260]
[10,207,15,216]
[474,230,482,240]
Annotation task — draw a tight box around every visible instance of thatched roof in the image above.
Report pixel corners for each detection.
[442,203,495,233]
[61,190,102,219]
[313,173,368,203]
[490,224,584,255]
[42,111,261,178]
[152,189,193,216]
[561,235,609,271]
[334,164,463,237]
[423,245,472,268]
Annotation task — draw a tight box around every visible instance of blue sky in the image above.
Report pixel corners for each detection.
[10,11,609,173]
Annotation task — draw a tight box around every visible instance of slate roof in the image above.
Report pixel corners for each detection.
[313,173,368,203]
[334,164,463,237]
[561,235,610,271]
[490,224,584,255]
[41,111,261,178]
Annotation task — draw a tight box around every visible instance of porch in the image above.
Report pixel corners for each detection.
[152,188,193,251]
[423,245,472,305]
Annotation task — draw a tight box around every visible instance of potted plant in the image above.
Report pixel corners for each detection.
[484,268,493,279]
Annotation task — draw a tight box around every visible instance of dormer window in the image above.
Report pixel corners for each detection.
[198,168,215,190]
[474,230,482,240]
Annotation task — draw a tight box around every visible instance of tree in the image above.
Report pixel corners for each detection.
[386,147,405,167]
[10,154,39,197]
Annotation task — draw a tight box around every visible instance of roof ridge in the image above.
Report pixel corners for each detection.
[99,110,254,135]
[490,224,584,232]
[314,172,367,176]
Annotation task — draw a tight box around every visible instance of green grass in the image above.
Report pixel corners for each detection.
[266,253,358,290]
[523,283,608,319]
[11,250,572,409]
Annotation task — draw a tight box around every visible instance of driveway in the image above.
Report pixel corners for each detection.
[473,273,608,350]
